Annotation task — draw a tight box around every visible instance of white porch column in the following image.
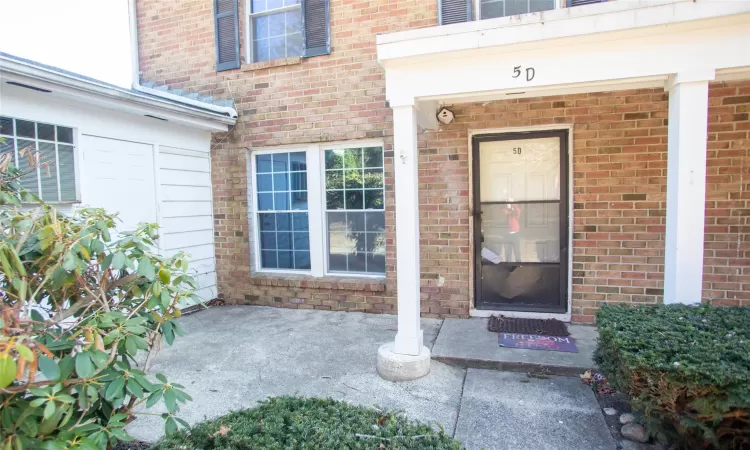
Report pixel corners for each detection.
[663,71,713,304]
[376,101,430,381]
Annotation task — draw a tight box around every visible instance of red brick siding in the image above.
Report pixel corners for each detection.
[136,0,750,321]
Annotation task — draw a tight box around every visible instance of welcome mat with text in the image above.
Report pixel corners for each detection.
[499,333,578,353]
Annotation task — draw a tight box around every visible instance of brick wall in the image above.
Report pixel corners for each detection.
[137,0,749,322]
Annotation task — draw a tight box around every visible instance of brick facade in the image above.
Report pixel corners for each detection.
[137,0,749,322]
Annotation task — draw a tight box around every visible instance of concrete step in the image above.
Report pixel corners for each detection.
[431,318,598,377]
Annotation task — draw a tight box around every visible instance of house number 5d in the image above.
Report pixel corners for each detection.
[513,66,535,82]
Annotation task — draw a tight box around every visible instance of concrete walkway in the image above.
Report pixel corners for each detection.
[128,306,615,449]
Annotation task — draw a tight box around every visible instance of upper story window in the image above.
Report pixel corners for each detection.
[250,141,385,277]
[478,0,556,18]
[0,116,77,203]
[248,0,303,62]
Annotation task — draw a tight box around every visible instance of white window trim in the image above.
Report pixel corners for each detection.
[474,0,562,20]
[0,116,80,204]
[249,139,386,279]
[245,0,302,64]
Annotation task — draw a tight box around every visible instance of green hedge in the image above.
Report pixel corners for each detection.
[595,303,750,449]
[151,396,462,449]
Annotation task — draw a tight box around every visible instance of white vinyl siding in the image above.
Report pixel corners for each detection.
[158,146,218,304]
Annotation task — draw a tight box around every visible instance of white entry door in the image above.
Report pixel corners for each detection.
[81,136,157,233]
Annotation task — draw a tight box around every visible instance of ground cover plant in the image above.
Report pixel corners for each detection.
[595,303,750,449]
[151,396,463,450]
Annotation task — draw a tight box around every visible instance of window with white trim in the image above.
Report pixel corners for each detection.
[0,116,77,202]
[251,142,385,276]
[248,0,303,63]
[478,0,555,19]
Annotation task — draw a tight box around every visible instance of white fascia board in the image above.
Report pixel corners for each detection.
[377,0,750,62]
[0,58,235,132]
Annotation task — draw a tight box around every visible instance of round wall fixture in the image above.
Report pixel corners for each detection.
[437,107,455,125]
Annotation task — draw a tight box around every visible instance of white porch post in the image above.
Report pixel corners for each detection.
[663,71,713,304]
[376,101,430,381]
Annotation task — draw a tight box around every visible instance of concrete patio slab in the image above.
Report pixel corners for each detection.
[432,318,598,376]
[127,306,465,443]
[454,369,616,450]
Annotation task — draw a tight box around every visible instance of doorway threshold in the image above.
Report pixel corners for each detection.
[470,308,571,322]
[432,317,597,377]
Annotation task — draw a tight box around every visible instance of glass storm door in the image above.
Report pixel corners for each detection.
[473,131,569,313]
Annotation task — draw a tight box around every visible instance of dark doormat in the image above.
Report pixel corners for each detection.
[487,315,570,337]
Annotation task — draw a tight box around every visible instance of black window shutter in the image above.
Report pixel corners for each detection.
[214,0,240,71]
[302,0,330,58]
[439,0,471,25]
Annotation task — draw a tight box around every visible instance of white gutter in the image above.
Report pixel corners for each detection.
[127,0,238,120]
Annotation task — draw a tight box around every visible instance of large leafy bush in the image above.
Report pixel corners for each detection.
[595,303,750,449]
[1,155,196,449]
[151,396,463,449]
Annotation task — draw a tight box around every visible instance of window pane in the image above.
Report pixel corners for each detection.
[273,173,288,190]
[530,0,554,12]
[289,151,306,170]
[482,203,560,263]
[327,190,344,209]
[325,149,343,169]
[58,144,76,201]
[364,147,383,167]
[17,139,38,196]
[257,174,273,191]
[482,0,504,18]
[272,152,288,172]
[254,152,308,272]
[345,191,363,209]
[290,191,307,210]
[252,9,303,62]
[258,193,273,210]
[365,190,383,209]
[344,148,362,168]
[325,147,385,274]
[38,142,58,201]
[278,251,293,269]
[256,154,273,172]
[259,213,276,231]
[57,126,74,144]
[294,251,310,269]
[326,170,343,189]
[251,0,266,13]
[16,120,35,138]
[0,138,14,161]
[0,117,14,136]
[37,123,55,141]
[365,211,385,232]
[505,0,528,15]
[344,169,362,189]
[363,169,383,188]
[292,212,308,231]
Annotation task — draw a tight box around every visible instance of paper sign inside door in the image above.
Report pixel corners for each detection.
[481,247,502,264]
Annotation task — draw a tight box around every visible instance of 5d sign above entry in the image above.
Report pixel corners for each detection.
[513,66,536,82]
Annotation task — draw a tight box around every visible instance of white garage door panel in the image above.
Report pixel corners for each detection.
[159,153,209,172]
[161,229,214,250]
[160,201,212,218]
[164,244,214,261]
[160,169,211,186]
[161,216,214,234]
[81,136,156,232]
[161,185,212,202]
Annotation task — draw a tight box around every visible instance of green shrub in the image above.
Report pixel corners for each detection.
[595,303,750,449]
[151,396,463,450]
[1,156,195,449]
